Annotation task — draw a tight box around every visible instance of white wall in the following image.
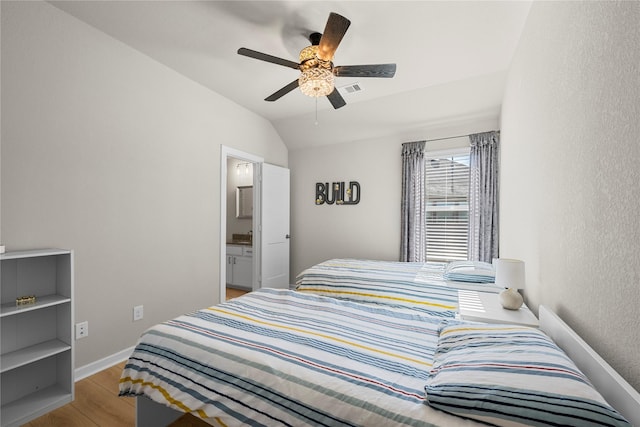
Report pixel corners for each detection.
[500,1,640,389]
[0,1,287,368]
[289,116,498,280]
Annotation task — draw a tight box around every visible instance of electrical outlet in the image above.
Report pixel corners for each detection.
[133,305,144,321]
[75,321,89,339]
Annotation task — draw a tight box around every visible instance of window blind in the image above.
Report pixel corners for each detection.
[425,152,470,262]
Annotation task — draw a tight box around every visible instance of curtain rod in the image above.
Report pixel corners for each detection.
[424,130,500,143]
[425,134,470,143]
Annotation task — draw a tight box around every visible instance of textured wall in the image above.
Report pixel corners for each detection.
[501,1,640,389]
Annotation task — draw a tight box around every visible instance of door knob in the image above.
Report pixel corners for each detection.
[285,234,290,239]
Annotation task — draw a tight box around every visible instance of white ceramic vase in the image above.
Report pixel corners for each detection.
[499,288,523,310]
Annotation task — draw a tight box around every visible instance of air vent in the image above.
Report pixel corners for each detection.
[338,83,363,95]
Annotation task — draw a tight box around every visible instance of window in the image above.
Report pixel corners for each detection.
[425,149,470,262]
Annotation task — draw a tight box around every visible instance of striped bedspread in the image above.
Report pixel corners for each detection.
[119,289,479,426]
[295,259,504,306]
[295,259,459,315]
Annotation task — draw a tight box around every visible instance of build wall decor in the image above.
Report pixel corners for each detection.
[315,181,360,205]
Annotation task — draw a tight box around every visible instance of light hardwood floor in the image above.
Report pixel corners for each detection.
[26,290,250,426]
[25,361,210,427]
[226,286,249,300]
[25,362,135,426]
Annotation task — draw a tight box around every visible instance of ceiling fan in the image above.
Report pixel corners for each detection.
[237,12,396,109]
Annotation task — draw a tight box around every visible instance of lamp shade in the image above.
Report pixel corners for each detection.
[494,258,525,290]
[299,68,334,97]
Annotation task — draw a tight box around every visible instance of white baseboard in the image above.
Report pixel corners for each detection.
[75,346,135,381]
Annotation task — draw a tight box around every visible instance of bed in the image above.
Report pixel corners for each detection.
[294,259,505,299]
[119,287,639,427]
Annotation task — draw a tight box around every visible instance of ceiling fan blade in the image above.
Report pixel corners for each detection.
[317,13,351,61]
[327,88,347,109]
[265,79,300,102]
[237,48,300,70]
[333,64,397,78]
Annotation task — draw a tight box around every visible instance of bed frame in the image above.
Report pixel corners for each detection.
[134,305,640,427]
[538,306,640,426]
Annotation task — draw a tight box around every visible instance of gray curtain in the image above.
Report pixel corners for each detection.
[468,131,500,262]
[400,141,426,262]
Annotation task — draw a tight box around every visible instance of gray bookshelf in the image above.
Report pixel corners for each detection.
[1,249,74,427]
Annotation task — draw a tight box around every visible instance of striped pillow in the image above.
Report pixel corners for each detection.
[424,322,630,427]
[443,261,496,283]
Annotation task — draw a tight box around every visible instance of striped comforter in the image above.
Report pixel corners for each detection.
[295,259,503,304]
[119,289,478,426]
[295,259,459,316]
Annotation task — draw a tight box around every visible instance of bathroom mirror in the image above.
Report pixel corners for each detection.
[236,186,253,219]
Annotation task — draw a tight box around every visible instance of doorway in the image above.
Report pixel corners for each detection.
[220,146,263,303]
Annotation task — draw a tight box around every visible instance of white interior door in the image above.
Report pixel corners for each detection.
[259,163,290,288]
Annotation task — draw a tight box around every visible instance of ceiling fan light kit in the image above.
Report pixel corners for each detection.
[299,68,334,97]
[237,12,396,109]
[299,44,320,63]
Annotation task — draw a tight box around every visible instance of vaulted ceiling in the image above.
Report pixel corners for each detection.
[49,1,532,149]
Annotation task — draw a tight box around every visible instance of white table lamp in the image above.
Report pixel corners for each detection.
[495,258,525,310]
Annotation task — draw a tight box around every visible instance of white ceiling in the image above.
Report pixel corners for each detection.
[49,1,532,149]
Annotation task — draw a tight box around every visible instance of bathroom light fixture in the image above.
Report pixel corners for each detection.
[236,162,251,176]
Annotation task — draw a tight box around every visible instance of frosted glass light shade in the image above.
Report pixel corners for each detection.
[494,258,525,290]
[299,68,334,97]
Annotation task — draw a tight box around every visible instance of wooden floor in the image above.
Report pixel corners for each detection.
[25,362,134,426]
[25,289,250,426]
[25,361,210,427]
[226,286,249,300]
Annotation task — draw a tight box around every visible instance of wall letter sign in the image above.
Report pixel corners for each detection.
[315,181,360,205]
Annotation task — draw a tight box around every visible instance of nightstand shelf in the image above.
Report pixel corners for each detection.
[458,289,539,327]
